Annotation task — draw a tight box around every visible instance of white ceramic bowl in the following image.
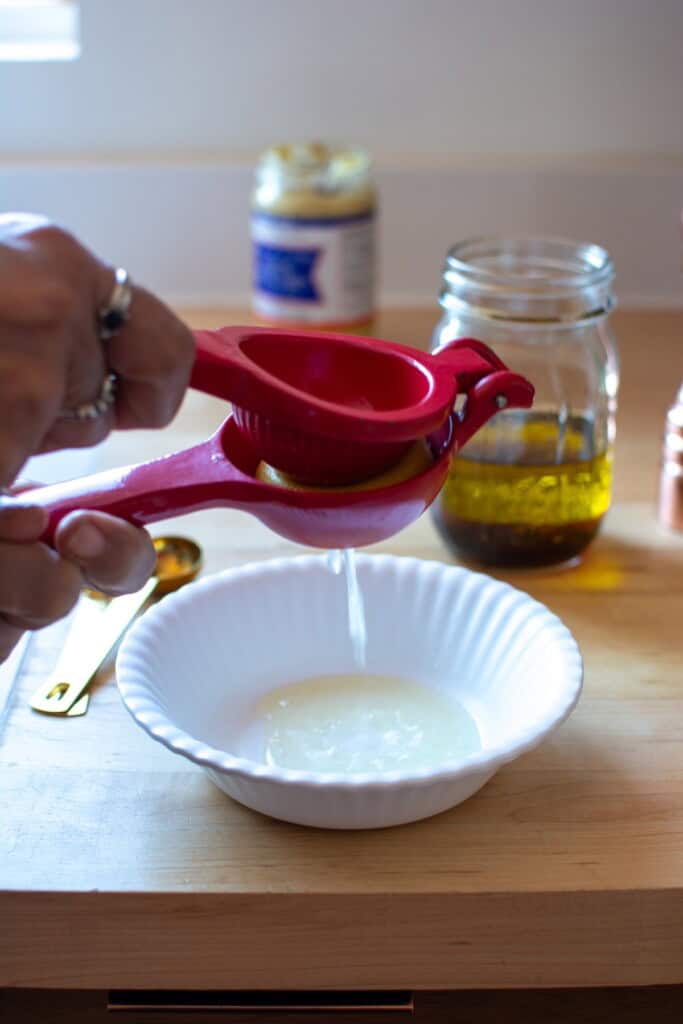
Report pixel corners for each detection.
[117,555,582,829]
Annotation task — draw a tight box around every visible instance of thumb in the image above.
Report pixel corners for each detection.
[54,511,156,596]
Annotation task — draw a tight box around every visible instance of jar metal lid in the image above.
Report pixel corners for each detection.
[256,142,371,195]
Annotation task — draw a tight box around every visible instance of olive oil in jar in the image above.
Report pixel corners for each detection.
[431,237,619,569]
[433,413,613,567]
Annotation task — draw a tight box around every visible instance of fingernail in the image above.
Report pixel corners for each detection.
[65,522,106,560]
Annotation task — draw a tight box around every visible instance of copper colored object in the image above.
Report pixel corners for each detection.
[658,383,683,531]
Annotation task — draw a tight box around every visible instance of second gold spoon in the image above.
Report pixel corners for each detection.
[29,536,202,717]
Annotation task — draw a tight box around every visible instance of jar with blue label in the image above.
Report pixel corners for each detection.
[251,142,376,328]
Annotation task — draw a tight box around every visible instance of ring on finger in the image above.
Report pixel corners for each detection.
[58,372,118,422]
[98,267,133,340]
[57,265,131,421]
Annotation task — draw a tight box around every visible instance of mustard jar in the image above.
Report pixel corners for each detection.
[251,142,376,328]
[432,237,619,568]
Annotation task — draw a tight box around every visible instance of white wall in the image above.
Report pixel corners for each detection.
[1,0,682,307]
[2,0,682,159]
[4,158,683,309]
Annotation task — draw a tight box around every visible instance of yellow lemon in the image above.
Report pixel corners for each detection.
[255,441,433,493]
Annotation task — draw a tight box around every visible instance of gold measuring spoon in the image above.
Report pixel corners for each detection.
[29,537,202,717]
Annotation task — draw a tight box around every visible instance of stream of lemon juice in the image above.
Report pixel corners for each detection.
[326,547,367,667]
[259,550,481,774]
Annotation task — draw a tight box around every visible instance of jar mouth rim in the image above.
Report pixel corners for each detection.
[444,236,614,290]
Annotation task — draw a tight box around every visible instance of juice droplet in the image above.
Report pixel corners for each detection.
[327,549,344,575]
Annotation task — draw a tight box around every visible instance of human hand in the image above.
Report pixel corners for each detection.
[0,213,195,488]
[0,497,156,663]
[0,213,193,661]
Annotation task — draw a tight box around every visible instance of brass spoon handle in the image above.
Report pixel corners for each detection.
[30,577,158,715]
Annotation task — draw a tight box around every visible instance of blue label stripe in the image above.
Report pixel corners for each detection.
[253,243,321,302]
[252,211,374,229]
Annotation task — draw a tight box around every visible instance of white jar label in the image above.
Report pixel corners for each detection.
[251,211,375,324]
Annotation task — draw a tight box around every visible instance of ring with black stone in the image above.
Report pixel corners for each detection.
[98,267,133,340]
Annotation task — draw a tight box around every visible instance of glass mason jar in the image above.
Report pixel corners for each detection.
[251,142,376,328]
[431,237,619,568]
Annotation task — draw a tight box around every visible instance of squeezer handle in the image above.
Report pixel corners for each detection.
[433,338,534,449]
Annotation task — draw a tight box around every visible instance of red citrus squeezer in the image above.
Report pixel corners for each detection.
[31,326,533,549]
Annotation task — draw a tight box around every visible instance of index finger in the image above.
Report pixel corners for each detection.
[104,284,195,430]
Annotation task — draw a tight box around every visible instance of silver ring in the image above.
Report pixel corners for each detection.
[98,267,133,339]
[59,372,118,421]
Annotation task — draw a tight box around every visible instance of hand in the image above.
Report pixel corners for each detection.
[0,213,195,488]
[0,498,156,663]
[0,214,193,661]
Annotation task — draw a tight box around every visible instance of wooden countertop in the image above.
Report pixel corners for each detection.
[2,309,682,991]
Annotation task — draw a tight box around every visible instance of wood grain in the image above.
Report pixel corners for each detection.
[1,309,682,991]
